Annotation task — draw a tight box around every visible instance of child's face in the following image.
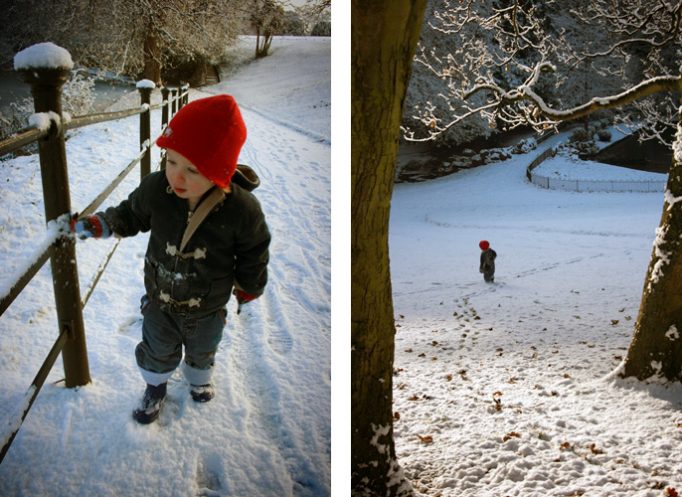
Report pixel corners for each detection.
[165,149,215,205]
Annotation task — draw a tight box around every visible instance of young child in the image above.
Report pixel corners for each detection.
[479,240,497,283]
[70,94,271,424]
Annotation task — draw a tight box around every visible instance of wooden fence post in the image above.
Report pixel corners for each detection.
[160,86,169,170]
[137,81,153,180]
[179,83,189,109]
[18,67,90,388]
[161,86,170,130]
[171,87,178,116]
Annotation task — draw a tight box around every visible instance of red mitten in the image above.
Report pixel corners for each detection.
[233,288,257,314]
[69,213,111,239]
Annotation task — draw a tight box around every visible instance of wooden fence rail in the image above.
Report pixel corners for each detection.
[0,42,189,465]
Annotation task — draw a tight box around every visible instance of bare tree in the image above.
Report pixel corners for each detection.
[250,0,286,58]
[0,0,244,84]
[404,0,682,380]
[352,1,427,496]
[297,0,332,35]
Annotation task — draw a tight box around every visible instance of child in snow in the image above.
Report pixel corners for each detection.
[479,240,497,283]
[70,94,271,424]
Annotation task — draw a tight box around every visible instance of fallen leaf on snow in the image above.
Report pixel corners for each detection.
[417,434,434,444]
[492,391,503,411]
[589,443,603,455]
[503,431,521,442]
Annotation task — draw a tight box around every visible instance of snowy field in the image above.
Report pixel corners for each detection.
[0,36,330,497]
[390,133,682,496]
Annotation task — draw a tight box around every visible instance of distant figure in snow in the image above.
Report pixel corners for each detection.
[479,240,497,283]
[68,95,270,424]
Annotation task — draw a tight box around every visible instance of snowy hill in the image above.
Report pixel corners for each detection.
[389,134,682,495]
[0,37,330,496]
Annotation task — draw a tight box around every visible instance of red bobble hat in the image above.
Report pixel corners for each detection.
[479,240,490,250]
[156,94,247,188]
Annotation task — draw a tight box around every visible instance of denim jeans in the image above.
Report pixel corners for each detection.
[135,296,226,383]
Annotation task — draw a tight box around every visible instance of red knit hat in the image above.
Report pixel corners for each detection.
[479,240,490,250]
[156,94,247,188]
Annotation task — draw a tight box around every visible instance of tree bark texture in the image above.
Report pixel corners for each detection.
[256,29,273,58]
[351,1,426,496]
[624,85,682,381]
[143,26,162,85]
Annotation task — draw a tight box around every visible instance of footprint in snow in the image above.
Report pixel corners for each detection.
[117,316,142,335]
[195,452,225,497]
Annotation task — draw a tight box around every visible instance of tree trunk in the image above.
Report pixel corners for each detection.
[143,26,162,85]
[623,89,682,381]
[256,29,273,58]
[351,1,426,496]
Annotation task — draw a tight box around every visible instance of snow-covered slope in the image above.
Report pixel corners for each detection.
[0,37,330,497]
[390,134,682,496]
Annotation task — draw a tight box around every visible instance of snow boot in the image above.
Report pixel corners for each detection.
[190,384,215,403]
[132,382,167,424]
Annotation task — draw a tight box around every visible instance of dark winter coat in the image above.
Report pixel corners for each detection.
[480,248,497,282]
[100,170,270,315]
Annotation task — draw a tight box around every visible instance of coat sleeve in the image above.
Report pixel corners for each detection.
[99,174,155,237]
[233,194,271,297]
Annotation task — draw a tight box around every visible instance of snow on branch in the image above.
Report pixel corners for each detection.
[570,0,682,59]
[518,75,681,122]
[404,0,682,143]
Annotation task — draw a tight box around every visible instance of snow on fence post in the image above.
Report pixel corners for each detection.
[14,42,91,388]
[137,80,154,180]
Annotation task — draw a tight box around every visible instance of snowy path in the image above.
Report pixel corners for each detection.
[0,37,330,497]
[389,138,682,496]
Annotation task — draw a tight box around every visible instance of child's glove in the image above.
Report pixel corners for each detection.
[69,213,111,239]
[233,288,257,314]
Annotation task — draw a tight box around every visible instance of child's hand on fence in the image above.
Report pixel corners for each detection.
[233,288,257,314]
[69,213,111,239]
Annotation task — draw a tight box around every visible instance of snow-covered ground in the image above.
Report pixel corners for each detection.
[390,133,682,496]
[0,36,330,497]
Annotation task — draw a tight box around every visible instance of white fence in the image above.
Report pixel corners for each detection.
[527,147,667,193]
[529,175,667,192]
